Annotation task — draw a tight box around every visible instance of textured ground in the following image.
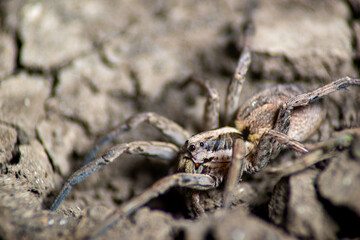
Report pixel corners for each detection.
[1,0,360,239]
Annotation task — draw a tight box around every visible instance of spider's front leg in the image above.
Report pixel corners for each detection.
[83,127,243,238]
[85,172,218,239]
[193,77,220,130]
[224,44,251,125]
[50,141,179,211]
[193,24,252,130]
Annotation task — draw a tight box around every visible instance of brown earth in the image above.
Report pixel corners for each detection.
[1,0,360,239]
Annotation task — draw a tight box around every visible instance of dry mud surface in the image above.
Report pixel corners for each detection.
[1,0,360,239]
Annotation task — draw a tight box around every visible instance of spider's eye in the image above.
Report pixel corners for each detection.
[203,157,213,163]
[200,142,204,147]
[189,145,196,151]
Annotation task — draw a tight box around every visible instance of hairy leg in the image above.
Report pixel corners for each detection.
[276,77,360,134]
[264,128,360,176]
[193,77,220,130]
[222,138,247,208]
[224,22,253,125]
[84,172,218,239]
[84,112,190,164]
[191,191,206,216]
[222,130,308,208]
[251,77,360,172]
[224,46,251,125]
[50,141,179,211]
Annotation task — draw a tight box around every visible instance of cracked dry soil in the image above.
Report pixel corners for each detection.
[1,0,360,239]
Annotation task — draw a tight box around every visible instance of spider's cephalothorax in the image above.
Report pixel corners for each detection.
[49,41,360,238]
[178,127,248,181]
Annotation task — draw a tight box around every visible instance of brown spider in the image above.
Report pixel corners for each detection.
[49,41,360,237]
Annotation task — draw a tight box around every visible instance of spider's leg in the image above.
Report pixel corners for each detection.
[222,130,308,208]
[276,77,360,134]
[264,128,359,176]
[263,129,308,153]
[84,112,190,164]
[193,77,220,130]
[248,129,309,172]
[264,149,331,176]
[85,172,217,239]
[250,77,360,173]
[224,45,251,125]
[224,20,254,125]
[50,141,179,211]
[191,191,206,216]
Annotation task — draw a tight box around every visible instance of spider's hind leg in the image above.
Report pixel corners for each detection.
[276,77,360,134]
[251,77,360,173]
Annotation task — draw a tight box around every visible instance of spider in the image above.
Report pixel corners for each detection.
[49,41,360,238]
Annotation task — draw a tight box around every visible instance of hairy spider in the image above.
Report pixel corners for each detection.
[49,41,360,238]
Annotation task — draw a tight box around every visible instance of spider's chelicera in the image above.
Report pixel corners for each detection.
[49,40,360,238]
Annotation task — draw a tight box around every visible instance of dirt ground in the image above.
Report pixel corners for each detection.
[1,0,360,239]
